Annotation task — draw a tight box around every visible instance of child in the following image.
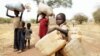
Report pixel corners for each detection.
[17,21,26,52]
[36,13,49,39]
[48,13,69,56]
[6,9,24,51]
[25,23,32,49]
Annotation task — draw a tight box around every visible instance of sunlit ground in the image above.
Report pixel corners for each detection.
[0,23,100,56]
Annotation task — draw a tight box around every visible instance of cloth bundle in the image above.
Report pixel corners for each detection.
[38,3,53,16]
[5,2,25,12]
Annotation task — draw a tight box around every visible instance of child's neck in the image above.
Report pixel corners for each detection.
[58,24,61,26]
[42,17,46,19]
[27,28,30,29]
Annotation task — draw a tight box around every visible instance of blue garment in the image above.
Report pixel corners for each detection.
[17,27,26,50]
[14,28,19,49]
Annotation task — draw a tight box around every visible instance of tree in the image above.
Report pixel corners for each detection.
[93,8,100,24]
[33,0,72,8]
[73,13,88,24]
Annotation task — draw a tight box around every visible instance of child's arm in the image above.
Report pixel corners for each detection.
[20,11,24,21]
[48,28,56,33]
[56,27,68,35]
[36,14,40,23]
[30,30,32,34]
[6,9,15,18]
[48,27,68,35]
[20,4,25,21]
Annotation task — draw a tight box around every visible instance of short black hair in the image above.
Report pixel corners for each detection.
[40,12,46,18]
[14,10,20,17]
[27,23,31,28]
[57,13,66,23]
[21,21,25,27]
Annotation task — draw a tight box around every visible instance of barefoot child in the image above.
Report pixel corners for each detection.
[25,23,32,49]
[6,9,24,51]
[48,13,69,56]
[36,13,49,39]
[17,21,26,52]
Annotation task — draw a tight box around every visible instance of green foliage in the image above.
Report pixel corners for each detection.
[73,14,88,24]
[93,8,100,24]
[0,17,12,23]
[34,0,40,5]
[30,19,36,23]
[33,0,72,8]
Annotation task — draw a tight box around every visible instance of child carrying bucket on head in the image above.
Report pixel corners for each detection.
[6,8,24,51]
[36,13,49,39]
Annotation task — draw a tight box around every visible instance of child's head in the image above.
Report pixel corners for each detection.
[27,23,31,29]
[40,13,46,18]
[56,13,66,25]
[20,21,25,28]
[14,10,20,17]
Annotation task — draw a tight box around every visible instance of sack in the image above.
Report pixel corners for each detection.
[35,30,66,56]
[61,38,88,56]
[5,2,25,12]
[38,3,53,16]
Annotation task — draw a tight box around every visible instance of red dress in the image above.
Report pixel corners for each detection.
[39,18,48,38]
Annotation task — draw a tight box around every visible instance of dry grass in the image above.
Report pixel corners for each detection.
[0,23,100,56]
[78,23,100,56]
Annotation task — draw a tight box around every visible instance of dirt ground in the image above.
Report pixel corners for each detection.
[0,23,100,56]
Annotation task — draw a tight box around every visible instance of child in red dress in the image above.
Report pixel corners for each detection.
[36,13,49,38]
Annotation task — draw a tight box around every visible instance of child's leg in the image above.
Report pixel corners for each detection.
[14,28,19,50]
[14,28,16,49]
[21,39,25,51]
[28,39,30,48]
[24,39,27,48]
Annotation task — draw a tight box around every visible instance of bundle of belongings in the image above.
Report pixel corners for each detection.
[37,2,53,16]
[37,3,55,25]
[5,1,31,12]
[35,27,89,56]
[5,2,25,12]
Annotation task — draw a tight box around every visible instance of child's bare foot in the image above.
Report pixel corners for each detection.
[14,49,19,52]
[17,50,22,53]
[21,49,25,52]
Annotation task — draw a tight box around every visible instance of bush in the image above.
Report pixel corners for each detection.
[0,17,12,23]
[93,8,100,24]
[72,13,88,24]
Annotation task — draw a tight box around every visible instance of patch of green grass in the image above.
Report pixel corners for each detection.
[0,17,12,23]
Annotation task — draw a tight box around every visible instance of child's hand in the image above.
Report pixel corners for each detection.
[55,26,60,30]
[29,31,32,33]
